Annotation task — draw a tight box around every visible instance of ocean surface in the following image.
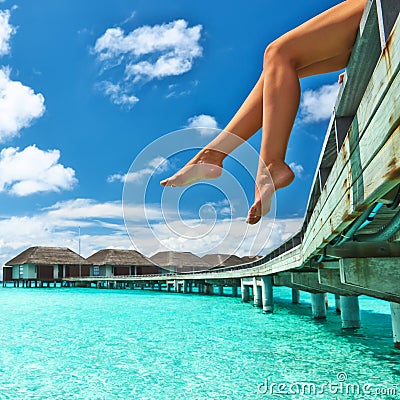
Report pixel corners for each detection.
[0,287,399,400]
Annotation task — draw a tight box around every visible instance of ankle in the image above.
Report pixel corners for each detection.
[197,148,225,165]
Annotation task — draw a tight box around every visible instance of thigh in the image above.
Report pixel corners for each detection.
[297,50,351,78]
[275,0,367,69]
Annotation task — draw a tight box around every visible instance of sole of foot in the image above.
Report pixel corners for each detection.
[160,163,223,187]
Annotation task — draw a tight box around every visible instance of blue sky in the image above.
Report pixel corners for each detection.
[0,0,345,268]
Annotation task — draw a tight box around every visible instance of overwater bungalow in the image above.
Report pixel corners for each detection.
[150,251,212,273]
[201,254,244,269]
[4,246,90,284]
[86,249,162,277]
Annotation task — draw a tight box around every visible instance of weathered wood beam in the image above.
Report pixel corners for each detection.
[325,242,400,258]
[273,273,306,292]
[340,258,400,302]
[303,16,400,262]
[335,0,382,117]
[318,267,361,296]
[292,271,354,296]
[303,76,400,262]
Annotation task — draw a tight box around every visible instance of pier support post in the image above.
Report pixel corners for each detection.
[241,280,250,303]
[218,286,224,296]
[261,276,274,313]
[335,295,341,313]
[292,289,300,304]
[253,278,262,308]
[311,293,327,319]
[174,280,179,293]
[232,286,238,297]
[390,302,400,349]
[340,296,361,329]
[188,282,192,293]
[183,281,188,294]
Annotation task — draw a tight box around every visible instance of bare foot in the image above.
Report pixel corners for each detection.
[160,149,224,187]
[246,161,295,224]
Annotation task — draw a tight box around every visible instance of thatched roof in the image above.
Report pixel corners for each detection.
[240,255,262,264]
[202,254,244,267]
[86,249,157,267]
[6,246,88,266]
[150,251,211,273]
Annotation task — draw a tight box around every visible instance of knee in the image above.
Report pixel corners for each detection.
[263,40,297,69]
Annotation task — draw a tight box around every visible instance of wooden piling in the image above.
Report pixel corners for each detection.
[311,293,327,319]
[261,276,274,313]
[241,280,250,302]
[390,302,400,349]
[292,289,300,304]
[340,296,361,329]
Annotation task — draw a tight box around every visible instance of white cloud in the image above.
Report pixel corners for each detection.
[144,217,303,257]
[108,156,170,184]
[0,145,77,196]
[120,11,136,26]
[300,83,339,123]
[289,162,304,179]
[98,80,139,108]
[0,195,303,281]
[93,19,202,106]
[0,9,15,57]
[186,114,219,136]
[0,67,45,141]
[0,198,164,277]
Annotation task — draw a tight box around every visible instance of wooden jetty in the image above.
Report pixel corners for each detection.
[3,1,400,349]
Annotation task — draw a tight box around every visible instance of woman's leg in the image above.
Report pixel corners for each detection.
[247,0,366,223]
[161,0,366,209]
[158,49,350,188]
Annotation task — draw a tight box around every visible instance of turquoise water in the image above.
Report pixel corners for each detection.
[0,287,399,400]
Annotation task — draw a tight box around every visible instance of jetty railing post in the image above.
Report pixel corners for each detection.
[340,296,361,329]
[311,293,327,319]
[390,302,400,349]
[261,276,274,313]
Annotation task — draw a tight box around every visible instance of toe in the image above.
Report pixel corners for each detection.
[246,215,261,225]
[246,204,261,224]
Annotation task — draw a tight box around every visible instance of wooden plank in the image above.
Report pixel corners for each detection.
[254,245,303,276]
[304,127,399,261]
[356,14,400,138]
[303,125,400,261]
[335,0,382,117]
[306,16,400,231]
[302,66,400,260]
[304,18,400,247]
[378,0,400,43]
